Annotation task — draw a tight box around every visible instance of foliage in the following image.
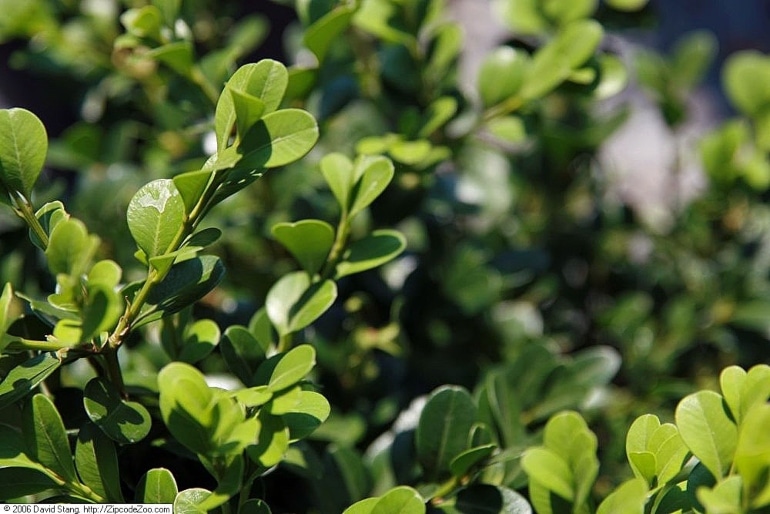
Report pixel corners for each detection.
[2,0,770,512]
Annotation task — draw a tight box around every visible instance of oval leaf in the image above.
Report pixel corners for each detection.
[478,46,529,107]
[336,230,406,278]
[372,486,425,514]
[0,108,47,203]
[23,394,78,483]
[349,156,395,217]
[266,272,337,336]
[0,352,62,410]
[136,468,178,503]
[83,378,152,444]
[272,219,335,275]
[127,179,186,259]
[238,108,319,169]
[269,344,316,391]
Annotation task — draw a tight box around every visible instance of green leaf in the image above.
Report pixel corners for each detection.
[696,475,743,514]
[83,378,152,444]
[87,260,122,288]
[45,217,99,276]
[30,201,68,250]
[158,362,214,455]
[136,468,178,503]
[0,467,62,500]
[723,51,770,118]
[0,108,47,203]
[137,255,225,327]
[449,444,497,478]
[173,169,213,215]
[120,5,162,39]
[734,404,770,508]
[149,41,194,76]
[522,447,574,501]
[75,422,124,502]
[0,352,62,410]
[285,390,331,440]
[174,488,212,514]
[493,0,548,35]
[596,478,647,514]
[344,498,379,514]
[671,30,717,90]
[220,325,267,386]
[720,364,770,424]
[318,444,372,511]
[454,485,532,513]
[303,5,356,63]
[675,390,737,479]
[81,284,123,342]
[336,230,406,278]
[230,88,266,141]
[178,318,220,364]
[237,108,319,169]
[349,156,394,218]
[197,454,244,511]
[478,47,529,108]
[151,0,180,25]
[605,0,649,11]
[22,394,78,483]
[127,179,186,259]
[520,20,604,100]
[215,60,289,150]
[240,499,272,514]
[265,272,337,336]
[371,486,425,514]
[542,0,597,24]
[248,412,289,468]
[321,153,356,211]
[418,96,458,138]
[268,344,316,391]
[0,282,16,352]
[486,116,527,144]
[272,219,335,275]
[416,386,478,481]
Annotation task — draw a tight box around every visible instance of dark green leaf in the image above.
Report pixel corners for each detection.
[75,422,124,502]
[285,390,331,440]
[221,325,267,386]
[23,394,78,483]
[157,362,214,456]
[336,230,406,278]
[449,444,497,478]
[237,108,319,169]
[83,378,152,444]
[416,386,478,481]
[0,352,62,410]
[173,169,213,215]
[0,467,62,500]
[177,318,220,364]
[454,485,532,514]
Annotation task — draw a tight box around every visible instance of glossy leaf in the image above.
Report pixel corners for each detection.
[268,344,316,391]
[83,378,152,444]
[238,108,319,169]
[696,475,743,514]
[220,325,267,386]
[137,255,225,327]
[272,219,335,275]
[265,272,337,336]
[285,390,331,440]
[0,107,47,203]
[75,422,124,502]
[136,468,178,504]
[720,364,770,424]
[87,260,122,288]
[127,179,186,259]
[675,390,737,479]
[173,169,213,214]
[23,394,78,483]
[416,386,478,481]
[0,352,62,410]
[336,230,406,278]
[371,486,424,514]
[478,47,529,107]
[174,488,212,514]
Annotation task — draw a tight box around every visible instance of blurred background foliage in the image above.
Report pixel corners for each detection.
[3,0,770,510]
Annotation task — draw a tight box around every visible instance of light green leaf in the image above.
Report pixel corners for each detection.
[81,284,123,342]
[336,230,406,278]
[230,88,266,141]
[520,20,604,100]
[75,422,124,502]
[734,404,770,508]
[45,217,99,276]
[675,390,737,479]
[30,201,68,250]
[321,153,356,212]
[696,475,743,514]
[595,54,628,99]
[285,390,331,440]
[268,344,316,391]
[486,116,527,144]
[521,447,574,501]
[120,5,162,39]
[173,169,213,215]
[23,394,78,483]
[149,41,194,76]
[265,272,337,336]
[158,362,214,455]
[174,488,212,514]
[87,260,122,288]
[371,486,425,514]
[178,318,220,364]
[237,108,319,169]
[272,219,335,275]
[0,107,47,203]
[303,5,356,62]
[542,0,597,24]
[83,378,152,444]
[0,283,16,352]
[596,478,647,514]
[247,412,289,468]
[127,179,186,259]
[136,468,178,503]
[478,47,529,108]
[349,156,394,217]
[0,352,62,410]
[415,386,478,481]
[720,364,770,424]
[723,51,770,118]
[419,96,458,138]
[343,497,379,514]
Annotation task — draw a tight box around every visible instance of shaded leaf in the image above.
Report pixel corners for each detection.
[83,378,152,444]
[272,219,335,275]
[336,230,406,278]
[75,422,123,502]
[265,272,337,336]
[23,394,78,483]
[0,352,62,410]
